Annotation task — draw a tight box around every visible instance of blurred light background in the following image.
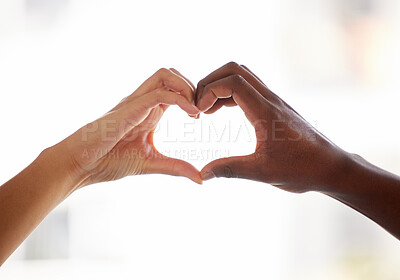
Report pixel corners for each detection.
[1,0,400,279]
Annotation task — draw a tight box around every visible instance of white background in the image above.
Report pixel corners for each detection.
[1,0,400,279]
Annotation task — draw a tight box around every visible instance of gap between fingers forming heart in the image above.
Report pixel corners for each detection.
[153,105,257,174]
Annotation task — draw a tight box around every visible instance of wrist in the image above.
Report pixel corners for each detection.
[41,142,87,195]
[317,151,365,194]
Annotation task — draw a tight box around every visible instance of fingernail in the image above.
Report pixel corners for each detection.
[193,175,203,185]
[201,170,215,181]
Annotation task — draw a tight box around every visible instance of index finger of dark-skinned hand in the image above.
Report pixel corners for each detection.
[196,62,272,107]
[196,74,267,124]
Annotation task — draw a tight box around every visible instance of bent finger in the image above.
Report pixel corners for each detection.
[196,62,272,106]
[196,74,266,124]
[240,64,266,86]
[169,68,196,95]
[203,98,237,114]
[136,88,199,116]
[131,68,195,102]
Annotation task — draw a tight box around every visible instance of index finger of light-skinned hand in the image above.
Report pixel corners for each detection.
[113,88,199,132]
[169,68,196,95]
[196,62,270,106]
[168,68,197,116]
[131,68,195,102]
[196,74,265,124]
[137,88,199,115]
[110,68,195,113]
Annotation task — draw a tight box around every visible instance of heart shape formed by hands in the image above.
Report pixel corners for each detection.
[147,61,338,195]
[70,61,341,195]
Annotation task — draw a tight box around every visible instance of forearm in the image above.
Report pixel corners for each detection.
[0,144,81,265]
[320,153,400,240]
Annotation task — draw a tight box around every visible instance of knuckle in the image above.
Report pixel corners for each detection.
[155,95,162,105]
[155,67,170,76]
[154,88,164,95]
[170,160,178,172]
[197,78,206,90]
[175,94,185,103]
[119,96,128,105]
[225,61,240,71]
[223,166,235,178]
[202,83,210,94]
[230,74,246,86]
[154,88,164,103]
